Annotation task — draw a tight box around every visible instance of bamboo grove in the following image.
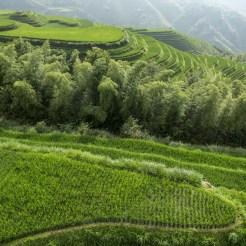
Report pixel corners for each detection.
[1,39,246,145]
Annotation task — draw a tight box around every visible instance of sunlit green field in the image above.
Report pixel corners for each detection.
[0,9,246,246]
[0,19,15,27]
[0,11,123,43]
[0,129,245,245]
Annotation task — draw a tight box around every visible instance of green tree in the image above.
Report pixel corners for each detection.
[0,53,11,84]
[14,38,32,55]
[42,71,74,122]
[11,80,39,119]
[232,93,246,144]
[97,76,120,128]
[98,76,118,112]
[137,81,187,136]
[23,48,44,90]
[184,72,225,142]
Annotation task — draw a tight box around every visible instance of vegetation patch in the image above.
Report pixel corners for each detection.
[47,16,92,28]
[0,11,245,245]
[9,226,246,246]
[0,18,17,31]
[9,11,46,27]
[0,138,238,244]
[137,29,220,55]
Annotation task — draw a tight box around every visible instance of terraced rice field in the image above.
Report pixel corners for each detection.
[0,11,124,43]
[0,129,245,245]
[1,24,123,42]
[136,29,220,55]
[0,11,246,81]
[110,31,246,80]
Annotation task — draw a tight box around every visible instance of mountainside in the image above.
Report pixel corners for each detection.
[136,29,221,55]
[0,10,245,81]
[173,3,246,53]
[217,0,246,15]
[0,0,246,52]
[0,129,243,245]
[0,8,246,245]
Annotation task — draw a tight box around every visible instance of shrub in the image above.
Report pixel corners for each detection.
[58,124,74,133]
[164,168,203,187]
[35,121,49,133]
[228,233,239,245]
[90,129,113,138]
[78,122,91,136]
[121,117,148,139]
[27,127,37,134]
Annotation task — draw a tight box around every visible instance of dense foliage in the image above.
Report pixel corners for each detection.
[1,39,246,145]
[12,226,246,246]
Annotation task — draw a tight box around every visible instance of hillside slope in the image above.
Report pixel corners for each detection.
[0,129,243,245]
[136,29,221,55]
[0,11,246,82]
[0,11,123,43]
[0,0,246,52]
[173,4,246,53]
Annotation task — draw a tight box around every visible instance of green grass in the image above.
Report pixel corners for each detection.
[47,16,92,28]
[0,11,123,43]
[0,24,123,43]
[0,129,242,244]
[0,15,16,31]
[136,29,220,55]
[0,19,15,27]
[1,130,246,191]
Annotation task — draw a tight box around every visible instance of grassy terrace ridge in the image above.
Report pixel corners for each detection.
[135,29,221,55]
[0,11,246,81]
[1,130,246,192]
[0,25,124,43]
[1,9,246,246]
[0,129,241,244]
[0,20,15,27]
[0,11,124,43]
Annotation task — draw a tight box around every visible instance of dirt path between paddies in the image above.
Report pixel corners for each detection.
[4,219,242,246]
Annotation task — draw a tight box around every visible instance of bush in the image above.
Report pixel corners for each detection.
[78,122,91,136]
[58,124,74,133]
[201,237,216,246]
[0,118,19,129]
[121,117,148,139]
[228,233,239,245]
[27,127,37,134]
[164,168,203,187]
[90,129,113,138]
[35,121,49,133]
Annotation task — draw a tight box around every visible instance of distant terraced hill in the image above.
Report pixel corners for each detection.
[1,0,246,53]
[136,29,221,55]
[0,10,246,81]
[0,11,123,43]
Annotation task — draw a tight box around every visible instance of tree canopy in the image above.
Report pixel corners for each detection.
[0,39,246,145]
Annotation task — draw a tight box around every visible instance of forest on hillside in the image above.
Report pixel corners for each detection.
[1,39,246,145]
